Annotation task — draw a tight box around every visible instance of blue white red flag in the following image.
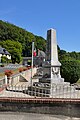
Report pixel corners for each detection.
[33,48,36,56]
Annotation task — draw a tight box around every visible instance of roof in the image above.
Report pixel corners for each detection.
[0,47,10,55]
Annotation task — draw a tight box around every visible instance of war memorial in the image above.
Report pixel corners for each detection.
[26,28,73,97]
[0,29,80,119]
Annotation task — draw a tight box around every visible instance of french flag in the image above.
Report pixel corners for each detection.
[33,48,36,56]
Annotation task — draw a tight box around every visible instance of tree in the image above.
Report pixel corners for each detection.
[35,36,46,52]
[0,20,46,57]
[60,60,80,84]
[69,51,80,60]
[1,56,7,63]
[0,40,22,63]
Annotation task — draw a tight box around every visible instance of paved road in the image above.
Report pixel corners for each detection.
[0,112,80,120]
[0,64,23,73]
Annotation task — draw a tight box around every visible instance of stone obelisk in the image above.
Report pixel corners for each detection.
[43,28,64,83]
[47,28,61,82]
[46,29,60,65]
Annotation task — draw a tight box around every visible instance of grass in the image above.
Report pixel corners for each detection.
[0,72,4,78]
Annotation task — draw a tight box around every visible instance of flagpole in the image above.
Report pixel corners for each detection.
[31,41,34,86]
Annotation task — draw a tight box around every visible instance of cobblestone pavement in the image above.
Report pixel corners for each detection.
[0,112,80,120]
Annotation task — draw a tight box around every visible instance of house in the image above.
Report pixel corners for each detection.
[0,47,11,62]
[22,57,32,66]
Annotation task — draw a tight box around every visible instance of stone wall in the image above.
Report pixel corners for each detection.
[0,98,80,117]
[9,67,37,85]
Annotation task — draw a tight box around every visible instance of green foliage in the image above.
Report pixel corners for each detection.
[59,49,80,61]
[35,36,46,52]
[0,20,46,57]
[59,50,72,61]
[1,56,7,63]
[0,40,22,63]
[59,48,80,83]
[60,60,80,84]
[69,51,80,60]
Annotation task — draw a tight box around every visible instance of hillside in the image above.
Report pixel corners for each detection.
[0,20,46,57]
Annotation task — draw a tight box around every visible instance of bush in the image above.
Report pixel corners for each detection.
[18,68,23,72]
[5,70,13,77]
[1,56,7,63]
[1,64,4,67]
[60,60,80,84]
[23,68,28,71]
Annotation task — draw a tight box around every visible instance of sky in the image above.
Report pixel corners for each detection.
[0,0,80,52]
